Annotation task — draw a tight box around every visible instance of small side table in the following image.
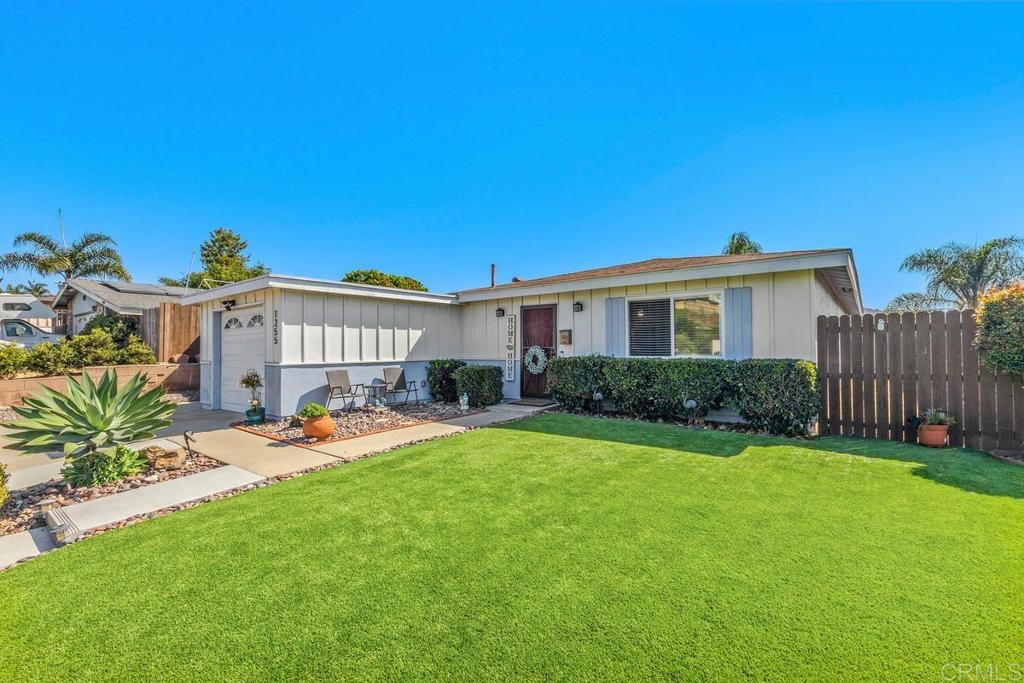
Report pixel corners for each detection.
[364,384,388,408]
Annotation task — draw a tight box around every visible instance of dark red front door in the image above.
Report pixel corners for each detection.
[521,304,556,397]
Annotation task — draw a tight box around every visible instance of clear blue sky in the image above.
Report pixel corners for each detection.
[1,3,1021,309]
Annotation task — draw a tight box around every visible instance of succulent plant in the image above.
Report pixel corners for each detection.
[2,370,175,459]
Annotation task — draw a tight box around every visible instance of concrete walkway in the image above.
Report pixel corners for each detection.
[307,402,548,459]
[62,466,263,531]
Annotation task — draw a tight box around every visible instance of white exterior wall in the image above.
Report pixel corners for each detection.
[198,287,460,379]
[460,269,842,363]
[70,291,98,334]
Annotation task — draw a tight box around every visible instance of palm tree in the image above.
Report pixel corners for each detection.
[2,280,50,295]
[886,236,1024,312]
[0,232,130,283]
[722,232,763,255]
[23,281,51,297]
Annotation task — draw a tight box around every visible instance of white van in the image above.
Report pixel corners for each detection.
[0,319,63,347]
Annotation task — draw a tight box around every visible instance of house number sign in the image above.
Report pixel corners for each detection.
[273,309,279,345]
[504,315,516,382]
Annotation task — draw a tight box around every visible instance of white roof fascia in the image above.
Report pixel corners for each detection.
[180,274,459,307]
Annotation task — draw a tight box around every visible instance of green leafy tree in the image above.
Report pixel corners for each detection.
[342,269,427,291]
[160,227,269,289]
[886,237,1024,312]
[722,232,763,255]
[0,232,130,282]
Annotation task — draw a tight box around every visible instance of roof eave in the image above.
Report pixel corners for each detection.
[455,250,856,302]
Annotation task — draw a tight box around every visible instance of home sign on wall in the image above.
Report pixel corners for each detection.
[504,315,516,382]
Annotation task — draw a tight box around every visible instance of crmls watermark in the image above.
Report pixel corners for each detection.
[940,662,1023,682]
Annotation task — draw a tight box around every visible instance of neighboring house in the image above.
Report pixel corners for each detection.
[51,280,190,335]
[182,249,861,416]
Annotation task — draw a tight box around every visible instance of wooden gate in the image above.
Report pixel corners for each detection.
[816,310,1023,451]
[140,302,200,363]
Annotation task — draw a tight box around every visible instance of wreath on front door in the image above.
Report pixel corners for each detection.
[524,345,548,375]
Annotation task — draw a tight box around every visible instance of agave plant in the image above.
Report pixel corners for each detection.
[3,370,175,460]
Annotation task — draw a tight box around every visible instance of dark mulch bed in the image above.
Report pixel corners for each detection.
[238,403,480,446]
[0,453,222,537]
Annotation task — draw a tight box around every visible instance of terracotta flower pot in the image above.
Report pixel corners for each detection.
[918,424,949,448]
[302,415,335,441]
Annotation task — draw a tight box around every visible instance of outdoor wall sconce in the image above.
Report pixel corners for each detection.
[573,301,584,312]
[222,299,236,311]
[495,307,505,317]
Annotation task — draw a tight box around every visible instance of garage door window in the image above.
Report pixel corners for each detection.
[246,314,264,328]
[224,317,243,329]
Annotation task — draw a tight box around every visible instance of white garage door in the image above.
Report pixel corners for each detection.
[220,311,266,412]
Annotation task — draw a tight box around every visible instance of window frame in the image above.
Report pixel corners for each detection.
[625,289,726,359]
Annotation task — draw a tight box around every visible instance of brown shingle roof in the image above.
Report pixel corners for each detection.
[458,249,844,295]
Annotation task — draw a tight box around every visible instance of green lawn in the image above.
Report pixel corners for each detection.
[2,414,1023,682]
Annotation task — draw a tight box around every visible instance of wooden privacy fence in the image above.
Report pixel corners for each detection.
[140,302,200,363]
[816,310,1023,451]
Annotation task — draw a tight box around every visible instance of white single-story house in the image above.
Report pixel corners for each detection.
[181,249,862,416]
[51,279,189,335]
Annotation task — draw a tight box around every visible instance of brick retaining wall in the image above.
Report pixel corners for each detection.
[0,363,199,407]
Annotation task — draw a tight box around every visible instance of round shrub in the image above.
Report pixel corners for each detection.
[67,328,119,367]
[453,365,503,407]
[26,341,78,376]
[62,445,149,488]
[427,359,467,402]
[0,343,29,380]
[299,402,329,419]
[116,334,157,365]
[976,284,1024,377]
[83,313,140,346]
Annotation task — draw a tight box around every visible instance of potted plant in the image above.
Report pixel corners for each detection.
[917,409,955,448]
[299,402,334,440]
[240,369,265,425]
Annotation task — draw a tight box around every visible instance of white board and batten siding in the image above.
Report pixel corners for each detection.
[459,269,839,363]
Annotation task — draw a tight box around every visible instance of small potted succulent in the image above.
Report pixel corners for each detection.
[239,369,265,425]
[917,409,955,448]
[299,402,335,440]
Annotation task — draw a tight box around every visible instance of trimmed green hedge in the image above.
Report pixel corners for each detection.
[0,328,157,378]
[453,365,504,407]
[728,359,818,436]
[547,355,819,436]
[426,359,467,402]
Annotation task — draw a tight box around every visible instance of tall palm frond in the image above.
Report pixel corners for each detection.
[886,236,1024,311]
[0,229,130,282]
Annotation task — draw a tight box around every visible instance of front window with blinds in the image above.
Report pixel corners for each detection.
[628,294,722,357]
[628,299,671,356]
[674,294,722,356]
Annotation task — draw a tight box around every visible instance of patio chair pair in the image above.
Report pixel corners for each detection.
[325,367,420,411]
